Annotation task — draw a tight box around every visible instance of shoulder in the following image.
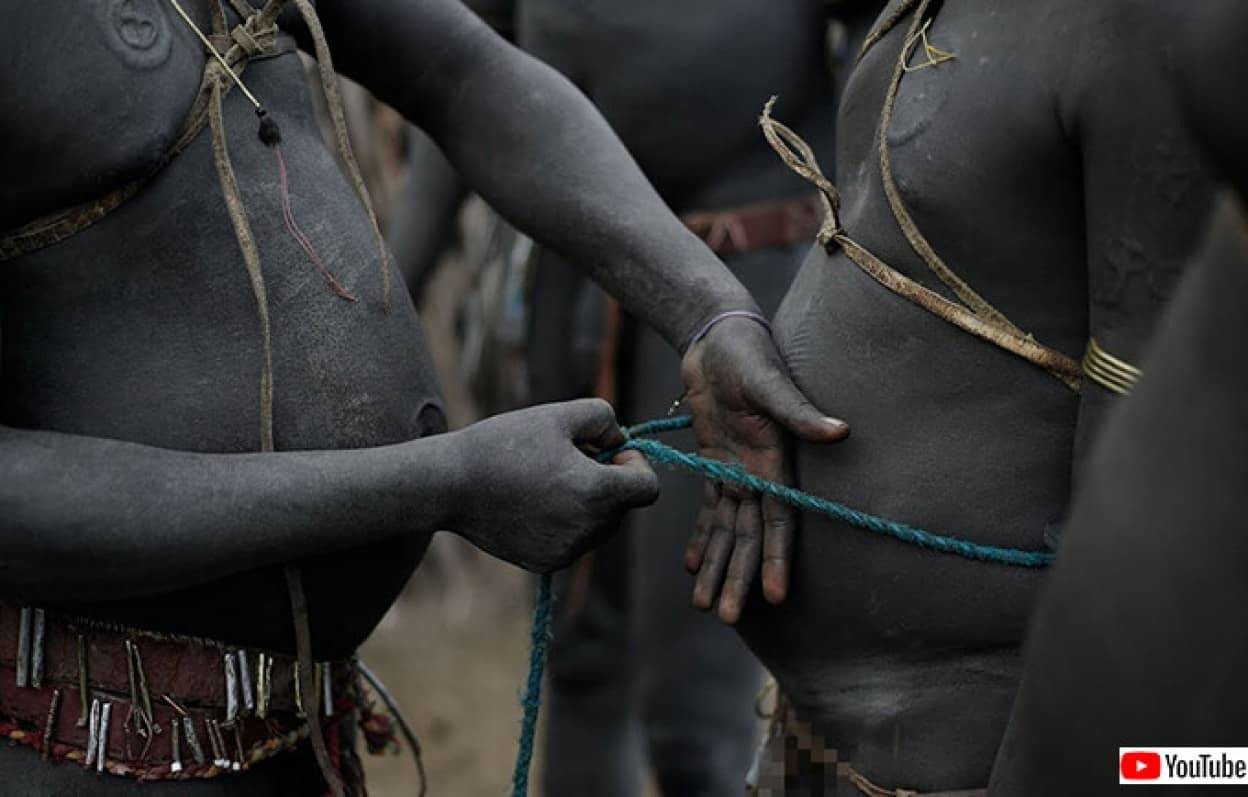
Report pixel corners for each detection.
[1056,0,1189,134]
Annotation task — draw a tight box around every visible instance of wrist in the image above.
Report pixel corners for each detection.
[683,310,773,354]
[371,432,467,534]
[430,430,470,532]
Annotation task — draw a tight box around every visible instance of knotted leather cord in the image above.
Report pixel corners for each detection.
[12,4,397,792]
[209,77,277,451]
[285,565,345,797]
[200,5,345,793]
[194,6,341,794]
[877,0,1023,335]
[0,3,286,261]
[856,0,924,64]
[759,0,1083,389]
[759,99,1082,386]
[291,0,392,310]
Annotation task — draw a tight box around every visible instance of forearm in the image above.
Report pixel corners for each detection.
[312,0,758,351]
[0,426,462,603]
[424,62,758,351]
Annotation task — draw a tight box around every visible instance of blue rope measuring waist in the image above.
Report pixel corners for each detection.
[613,415,1054,568]
[511,414,1053,795]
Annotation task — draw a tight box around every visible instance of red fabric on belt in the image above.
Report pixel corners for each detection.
[682,194,823,256]
[0,603,349,780]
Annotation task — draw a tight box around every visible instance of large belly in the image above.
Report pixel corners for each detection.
[0,55,444,657]
[739,245,1079,670]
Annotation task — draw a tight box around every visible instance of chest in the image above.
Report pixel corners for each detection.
[2,48,444,454]
[817,1,1089,343]
[835,3,1080,244]
[2,0,215,229]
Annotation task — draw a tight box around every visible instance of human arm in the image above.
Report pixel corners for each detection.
[991,196,1248,794]
[300,0,849,620]
[991,7,1244,790]
[1065,0,1214,484]
[308,0,758,351]
[0,400,655,604]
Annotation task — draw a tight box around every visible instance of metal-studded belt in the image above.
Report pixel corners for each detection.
[0,603,350,781]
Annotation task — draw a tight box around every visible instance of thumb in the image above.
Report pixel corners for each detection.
[561,398,627,450]
[749,371,849,443]
[596,449,661,509]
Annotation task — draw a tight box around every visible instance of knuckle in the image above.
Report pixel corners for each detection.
[763,508,795,530]
[588,396,613,415]
[720,481,750,500]
[579,397,614,424]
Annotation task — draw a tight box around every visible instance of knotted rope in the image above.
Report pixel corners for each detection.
[509,415,1054,795]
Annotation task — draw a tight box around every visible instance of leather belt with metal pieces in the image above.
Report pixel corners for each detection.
[0,604,349,780]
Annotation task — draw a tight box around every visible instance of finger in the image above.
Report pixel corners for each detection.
[760,494,796,605]
[745,369,849,443]
[561,397,626,449]
[598,449,661,508]
[685,482,719,573]
[718,496,762,624]
[692,495,738,610]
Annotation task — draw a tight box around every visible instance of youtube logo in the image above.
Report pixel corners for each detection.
[1120,748,1248,784]
[1121,751,1162,781]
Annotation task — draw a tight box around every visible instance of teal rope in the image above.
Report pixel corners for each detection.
[623,415,695,437]
[616,416,1054,568]
[512,573,552,797]
[510,414,1053,795]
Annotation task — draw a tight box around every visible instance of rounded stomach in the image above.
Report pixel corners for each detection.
[739,245,1079,670]
[1,65,446,656]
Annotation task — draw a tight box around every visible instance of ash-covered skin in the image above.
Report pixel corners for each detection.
[0,0,844,793]
[725,0,1215,791]
[513,2,862,792]
[991,1,1248,791]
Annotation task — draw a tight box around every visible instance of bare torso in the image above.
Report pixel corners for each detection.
[2,2,442,659]
[736,0,1211,789]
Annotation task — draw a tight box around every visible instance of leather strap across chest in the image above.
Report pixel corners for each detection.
[0,2,292,262]
[761,0,1084,391]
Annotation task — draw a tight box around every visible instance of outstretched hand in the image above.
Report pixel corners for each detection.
[680,318,848,623]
